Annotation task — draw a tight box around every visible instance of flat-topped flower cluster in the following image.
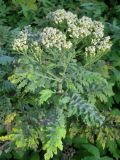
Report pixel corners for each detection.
[47,9,104,39]
[39,27,72,50]
[46,9,112,54]
[12,25,33,52]
[47,9,77,24]
[12,28,28,52]
[12,9,112,54]
[85,36,112,55]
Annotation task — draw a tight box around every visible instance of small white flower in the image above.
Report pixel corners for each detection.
[85,46,96,53]
[39,27,72,50]
[96,37,112,52]
[85,35,112,57]
[46,9,77,24]
[12,25,33,52]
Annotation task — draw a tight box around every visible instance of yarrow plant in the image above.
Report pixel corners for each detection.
[0,9,113,160]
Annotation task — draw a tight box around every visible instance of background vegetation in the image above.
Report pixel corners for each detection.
[0,0,120,159]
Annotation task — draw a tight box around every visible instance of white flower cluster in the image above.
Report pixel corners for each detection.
[46,9,77,24]
[12,31,28,52]
[12,26,32,52]
[78,16,94,29]
[96,36,112,51]
[39,27,72,50]
[47,9,105,40]
[85,46,96,54]
[12,10,112,54]
[67,22,91,38]
[85,36,112,56]
[92,21,104,39]
[12,25,72,52]
[68,16,104,39]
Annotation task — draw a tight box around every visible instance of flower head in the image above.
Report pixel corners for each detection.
[12,26,32,53]
[85,36,112,57]
[39,27,72,50]
[47,9,77,24]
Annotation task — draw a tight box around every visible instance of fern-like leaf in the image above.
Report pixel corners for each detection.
[0,55,13,65]
[42,109,66,160]
[68,93,105,127]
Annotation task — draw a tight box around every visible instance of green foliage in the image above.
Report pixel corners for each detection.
[68,93,105,126]
[42,109,66,160]
[0,55,13,65]
[30,152,40,160]
[0,49,15,123]
[80,2,108,19]
[39,89,54,105]
[12,0,37,18]
[107,141,120,159]
[82,144,100,158]
[0,0,11,25]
